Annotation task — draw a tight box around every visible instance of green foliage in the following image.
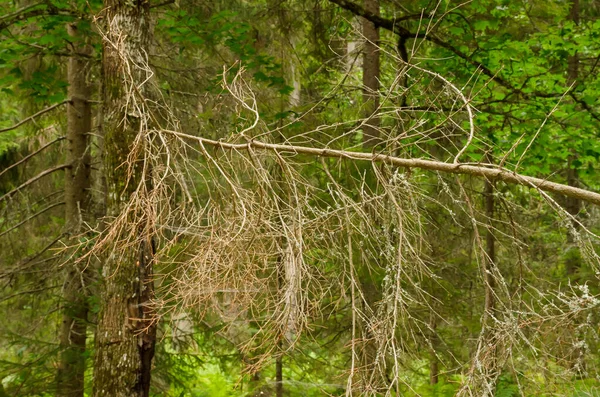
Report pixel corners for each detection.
[1,0,600,395]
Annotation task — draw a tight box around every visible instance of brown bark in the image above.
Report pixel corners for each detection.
[93,0,156,395]
[56,21,92,397]
[482,176,498,391]
[362,0,380,147]
[483,179,496,319]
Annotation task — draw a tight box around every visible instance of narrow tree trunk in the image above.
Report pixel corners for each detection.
[362,0,380,147]
[56,21,92,397]
[275,346,283,397]
[565,0,584,373]
[565,0,581,278]
[482,174,498,396]
[276,253,285,397]
[429,309,439,386]
[359,3,382,391]
[484,179,496,319]
[93,1,156,395]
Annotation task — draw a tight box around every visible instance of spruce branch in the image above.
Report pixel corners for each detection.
[0,137,65,179]
[0,201,65,238]
[0,164,69,203]
[0,101,68,134]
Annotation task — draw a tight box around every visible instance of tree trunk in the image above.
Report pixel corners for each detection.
[275,347,283,397]
[362,0,380,147]
[565,0,584,373]
[484,179,496,320]
[482,160,498,395]
[93,1,156,396]
[56,21,92,397]
[565,0,581,278]
[429,308,438,386]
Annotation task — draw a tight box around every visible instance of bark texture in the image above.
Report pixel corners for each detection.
[93,0,156,396]
[56,21,91,397]
[362,0,380,147]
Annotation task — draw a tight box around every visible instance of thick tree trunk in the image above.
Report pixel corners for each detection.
[93,1,156,396]
[56,21,92,397]
[362,0,380,147]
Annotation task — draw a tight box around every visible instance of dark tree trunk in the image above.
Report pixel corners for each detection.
[565,0,584,373]
[484,179,496,318]
[429,309,439,386]
[483,156,498,394]
[56,21,92,397]
[565,0,581,278]
[362,0,380,147]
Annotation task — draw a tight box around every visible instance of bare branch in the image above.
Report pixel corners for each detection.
[0,201,65,238]
[0,101,68,134]
[0,136,65,179]
[12,234,66,271]
[0,285,59,304]
[0,164,69,203]
[165,129,600,206]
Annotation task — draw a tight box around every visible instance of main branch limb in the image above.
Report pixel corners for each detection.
[165,129,600,206]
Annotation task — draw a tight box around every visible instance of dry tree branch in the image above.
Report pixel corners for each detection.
[0,136,65,179]
[0,101,68,134]
[163,130,600,207]
[81,8,600,394]
[11,234,66,271]
[0,201,65,238]
[0,164,69,203]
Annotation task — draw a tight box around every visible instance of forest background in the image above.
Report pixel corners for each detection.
[1,0,600,396]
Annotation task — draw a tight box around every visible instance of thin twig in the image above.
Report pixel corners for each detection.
[0,285,60,304]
